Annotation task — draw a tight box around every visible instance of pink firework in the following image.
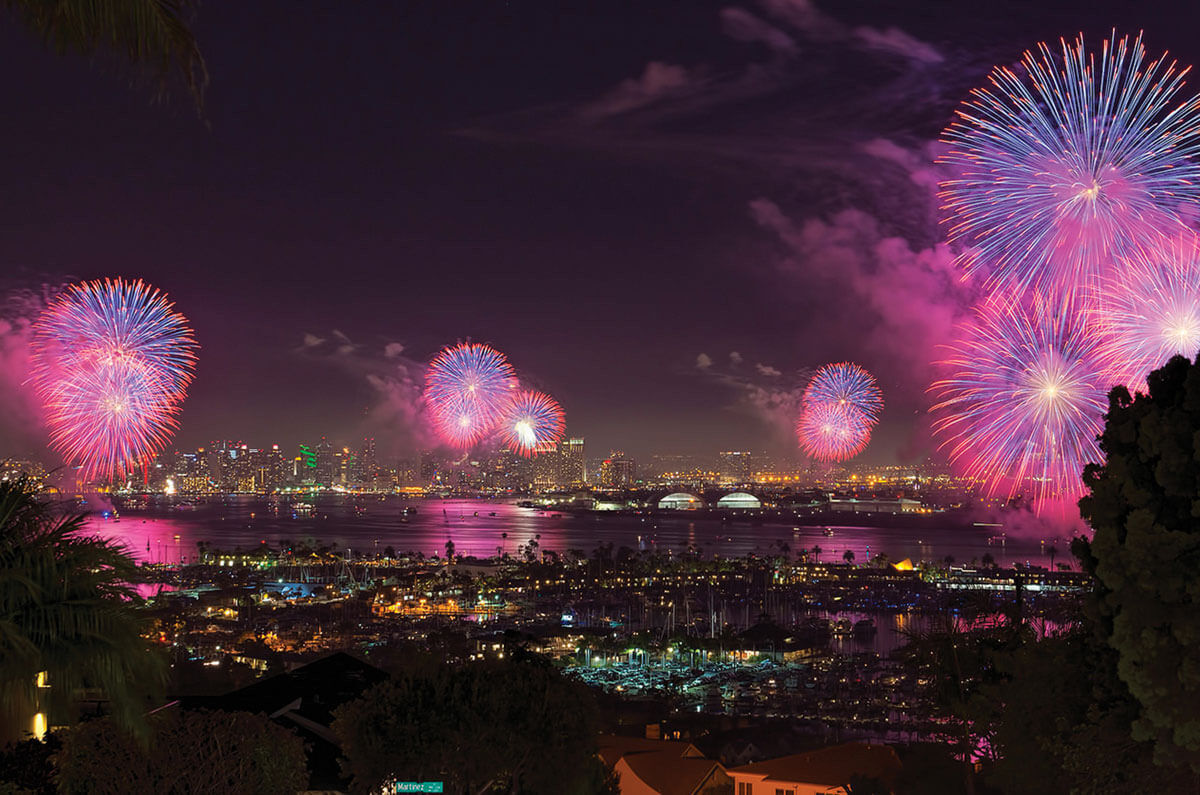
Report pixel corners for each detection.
[930,294,1107,507]
[1094,231,1200,392]
[29,278,197,479]
[796,401,874,462]
[499,390,565,457]
[795,362,883,462]
[424,342,517,448]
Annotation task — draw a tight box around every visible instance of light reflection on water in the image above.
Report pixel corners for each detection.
[82,495,1069,570]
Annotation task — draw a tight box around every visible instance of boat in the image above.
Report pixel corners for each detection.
[823,528,835,537]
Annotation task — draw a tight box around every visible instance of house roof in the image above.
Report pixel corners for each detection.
[728,742,902,787]
[618,755,724,795]
[182,651,387,726]
[596,735,703,768]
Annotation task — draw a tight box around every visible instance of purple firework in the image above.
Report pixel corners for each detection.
[940,32,1200,300]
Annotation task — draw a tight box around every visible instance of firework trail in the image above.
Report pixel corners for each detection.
[930,294,1107,506]
[499,390,565,457]
[940,31,1200,299]
[1094,231,1200,391]
[796,363,882,462]
[29,278,197,480]
[425,342,517,449]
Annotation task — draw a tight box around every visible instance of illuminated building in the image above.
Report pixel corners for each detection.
[0,459,46,487]
[600,452,635,488]
[560,437,586,487]
[353,437,377,487]
[314,437,335,488]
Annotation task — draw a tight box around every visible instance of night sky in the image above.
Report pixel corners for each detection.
[2,0,1195,462]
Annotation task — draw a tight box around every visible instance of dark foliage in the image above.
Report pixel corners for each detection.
[332,658,618,794]
[55,709,307,794]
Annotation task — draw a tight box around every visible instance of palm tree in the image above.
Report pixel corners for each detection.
[6,0,207,109]
[811,545,822,562]
[843,549,855,566]
[0,479,164,744]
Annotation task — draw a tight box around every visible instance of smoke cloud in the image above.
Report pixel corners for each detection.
[0,286,54,460]
[295,331,433,454]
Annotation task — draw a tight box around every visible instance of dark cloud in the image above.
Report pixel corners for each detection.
[579,61,699,120]
[720,7,798,56]
[853,26,944,64]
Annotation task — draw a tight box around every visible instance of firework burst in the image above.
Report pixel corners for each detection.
[930,295,1107,506]
[30,278,197,479]
[803,362,884,422]
[796,401,874,462]
[940,31,1200,299]
[499,390,565,457]
[425,342,517,448]
[796,363,882,462]
[1095,231,1200,391]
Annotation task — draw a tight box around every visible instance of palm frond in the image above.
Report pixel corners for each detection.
[3,0,207,111]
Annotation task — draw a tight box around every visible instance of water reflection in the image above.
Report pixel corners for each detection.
[83,495,1066,570]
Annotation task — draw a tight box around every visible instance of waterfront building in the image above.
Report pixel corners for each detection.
[828,497,922,514]
[717,491,761,509]
[658,492,705,510]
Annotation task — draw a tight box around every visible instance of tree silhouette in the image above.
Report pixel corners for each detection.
[0,479,164,744]
[332,660,616,793]
[1078,355,1200,774]
[55,709,306,794]
[7,0,207,110]
[843,550,855,565]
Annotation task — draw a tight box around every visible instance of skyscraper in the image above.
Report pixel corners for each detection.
[600,451,635,488]
[560,438,585,487]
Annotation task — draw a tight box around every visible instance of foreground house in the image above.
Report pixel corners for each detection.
[727,742,902,795]
[598,735,733,795]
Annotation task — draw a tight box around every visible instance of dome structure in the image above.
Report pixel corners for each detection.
[658,492,705,510]
[717,492,761,509]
